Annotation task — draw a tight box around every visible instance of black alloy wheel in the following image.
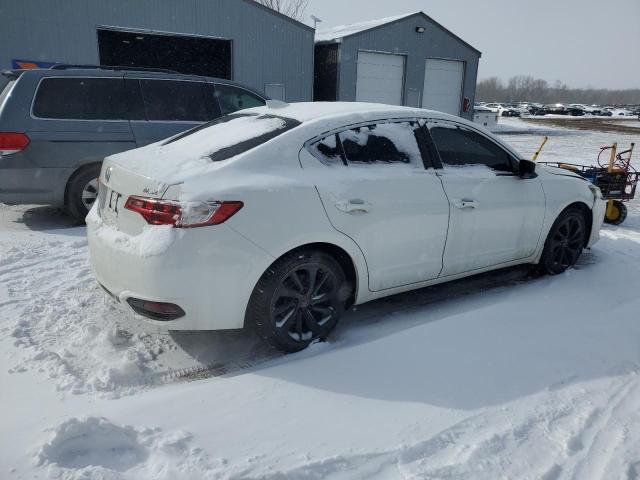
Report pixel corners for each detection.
[538,208,587,275]
[272,265,340,343]
[247,250,347,353]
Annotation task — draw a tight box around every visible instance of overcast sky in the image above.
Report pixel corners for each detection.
[306,0,640,90]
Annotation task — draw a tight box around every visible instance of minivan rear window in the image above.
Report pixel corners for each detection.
[163,113,301,162]
[32,77,130,120]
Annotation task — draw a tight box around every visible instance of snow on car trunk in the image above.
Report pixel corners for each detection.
[106,113,296,186]
[88,112,300,247]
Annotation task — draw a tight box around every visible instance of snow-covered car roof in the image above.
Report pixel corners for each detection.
[242,101,454,124]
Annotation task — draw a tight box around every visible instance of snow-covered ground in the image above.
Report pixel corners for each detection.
[1,118,640,479]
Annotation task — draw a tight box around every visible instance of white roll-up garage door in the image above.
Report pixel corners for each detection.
[355,51,405,106]
[422,59,464,115]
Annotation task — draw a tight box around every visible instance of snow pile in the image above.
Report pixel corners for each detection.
[2,235,172,396]
[87,206,179,257]
[33,416,216,480]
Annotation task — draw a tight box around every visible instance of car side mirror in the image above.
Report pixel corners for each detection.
[518,159,537,179]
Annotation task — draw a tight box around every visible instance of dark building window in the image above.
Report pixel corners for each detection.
[98,29,232,79]
[314,44,339,102]
[33,77,129,120]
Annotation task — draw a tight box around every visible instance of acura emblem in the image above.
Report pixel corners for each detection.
[105,166,113,182]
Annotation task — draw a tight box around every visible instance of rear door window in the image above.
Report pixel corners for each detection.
[338,121,423,166]
[33,77,129,120]
[139,79,213,122]
[430,124,514,172]
[309,134,344,165]
[214,84,266,115]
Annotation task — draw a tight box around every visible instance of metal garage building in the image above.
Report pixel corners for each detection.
[0,0,314,101]
[314,12,481,120]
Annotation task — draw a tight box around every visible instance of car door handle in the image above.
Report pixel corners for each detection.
[335,199,371,214]
[452,199,479,209]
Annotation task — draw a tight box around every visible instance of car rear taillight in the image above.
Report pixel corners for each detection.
[0,132,30,155]
[124,196,243,228]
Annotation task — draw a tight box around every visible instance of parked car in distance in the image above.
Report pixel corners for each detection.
[0,66,267,220]
[565,106,586,116]
[501,108,521,117]
[87,102,606,353]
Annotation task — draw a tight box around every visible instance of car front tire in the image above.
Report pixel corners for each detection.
[246,249,347,353]
[537,208,587,275]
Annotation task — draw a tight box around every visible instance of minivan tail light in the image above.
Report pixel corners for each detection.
[0,132,30,155]
[124,196,243,228]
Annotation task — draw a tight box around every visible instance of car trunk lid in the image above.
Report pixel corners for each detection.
[97,158,175,234]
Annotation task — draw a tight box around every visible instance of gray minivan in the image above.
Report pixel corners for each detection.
[0,66,267,220]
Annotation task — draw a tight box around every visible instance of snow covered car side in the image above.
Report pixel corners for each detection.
[86,102,605,352]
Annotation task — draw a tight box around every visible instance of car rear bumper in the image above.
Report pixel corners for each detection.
[87,211,274,331]
[0,155,71,205]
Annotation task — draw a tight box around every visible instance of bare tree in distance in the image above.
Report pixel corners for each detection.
[477,75,640,105]
[255,0,310,22]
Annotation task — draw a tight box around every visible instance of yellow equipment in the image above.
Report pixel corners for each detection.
[531,136,549,162]
[605,143,618,223]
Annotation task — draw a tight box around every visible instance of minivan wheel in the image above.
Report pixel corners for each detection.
[537,208,586,275]
[247,250,347,353]
[66,164,101,222]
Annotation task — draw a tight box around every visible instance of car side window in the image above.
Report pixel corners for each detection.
[430,124,514,172]
[139,79,211,122]
[33,77,128,120]
[309,134,344,165]
[338,122,422,166]
[214,84,266,115]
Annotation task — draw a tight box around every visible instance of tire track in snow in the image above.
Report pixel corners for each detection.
[567,373,640,479]
[1,232,283,395]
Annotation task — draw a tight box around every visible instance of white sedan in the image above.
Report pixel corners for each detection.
[87,102,606,352]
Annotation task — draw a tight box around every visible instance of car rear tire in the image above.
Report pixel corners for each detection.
[246,249,347,353]
[604,200,627,225]
[537,208,587,275]
[66,164,101,222]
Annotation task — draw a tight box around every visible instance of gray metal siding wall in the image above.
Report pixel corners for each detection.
[0,0,314,101]
[336,15,479,119]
